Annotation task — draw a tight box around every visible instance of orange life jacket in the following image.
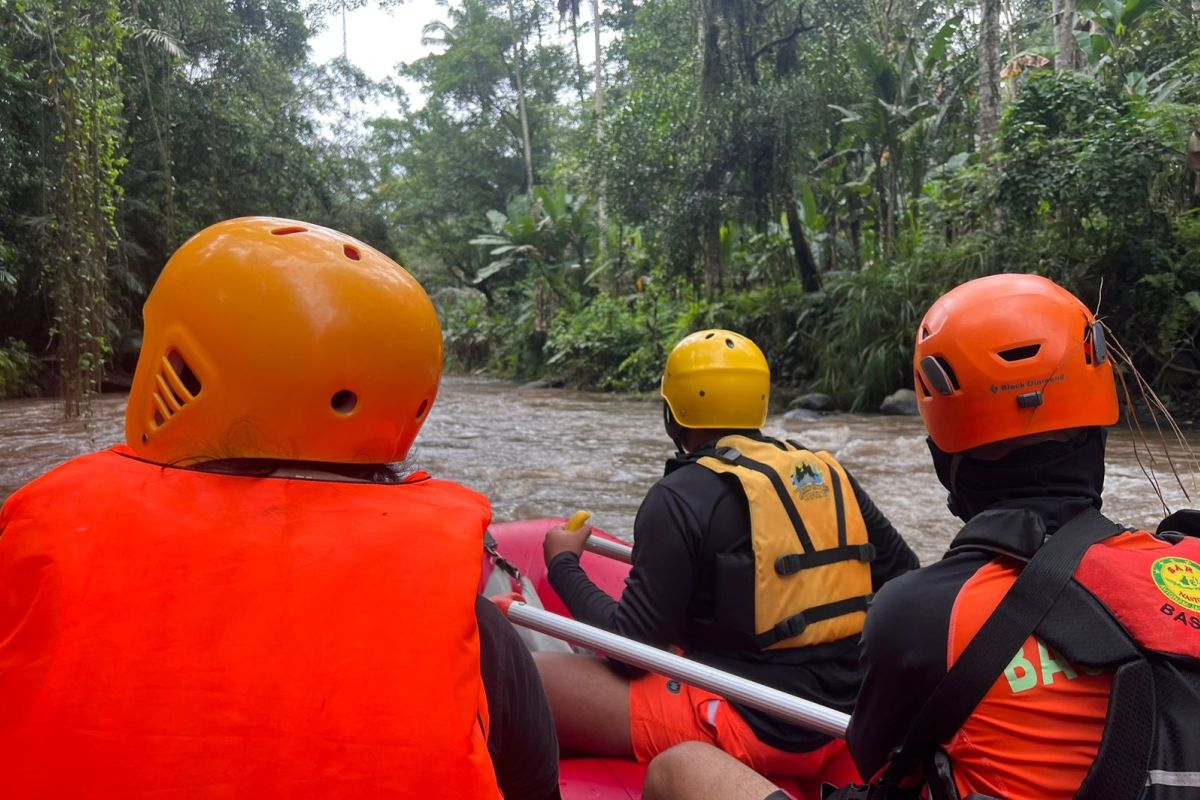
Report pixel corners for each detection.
[0,445,501,799]
[944,529,1198,799]
[693,436,874,650]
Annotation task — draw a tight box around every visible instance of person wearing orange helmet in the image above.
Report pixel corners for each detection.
[0,218,560,799]
[537,329,918,793]
[833,273,1200,799]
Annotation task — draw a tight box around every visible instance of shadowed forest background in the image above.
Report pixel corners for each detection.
[1,0,1198,419]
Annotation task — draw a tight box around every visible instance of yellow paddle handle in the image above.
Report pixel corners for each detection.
[565,509,592,531]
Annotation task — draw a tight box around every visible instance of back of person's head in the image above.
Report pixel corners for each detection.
[915,273,1118,453]
[660,329,770,430]
[125,217,442,467]
[914,274,1119,520]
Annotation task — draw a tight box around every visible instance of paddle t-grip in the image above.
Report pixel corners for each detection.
[565,509,592,531]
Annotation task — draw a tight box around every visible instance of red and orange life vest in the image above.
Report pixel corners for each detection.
[944,529,1200,799]
[0,446,501,799]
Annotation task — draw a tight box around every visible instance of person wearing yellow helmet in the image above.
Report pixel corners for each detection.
[0,218,560,799]
[538,329,918,791]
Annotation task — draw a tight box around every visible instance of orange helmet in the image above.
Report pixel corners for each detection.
[126,217,442,466]
[914,273,1118,453]
[661,329,770,429]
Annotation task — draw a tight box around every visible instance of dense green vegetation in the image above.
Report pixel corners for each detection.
[1,0,1198,418]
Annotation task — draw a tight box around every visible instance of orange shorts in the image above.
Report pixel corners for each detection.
[628,671,859,782]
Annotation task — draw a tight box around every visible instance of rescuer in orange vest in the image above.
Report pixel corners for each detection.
[640,274,1200,800]
[0,217,560,799]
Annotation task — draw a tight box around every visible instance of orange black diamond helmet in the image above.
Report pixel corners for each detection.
[914,273,1118,453]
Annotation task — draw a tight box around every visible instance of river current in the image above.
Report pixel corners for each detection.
[2,375,1197,564]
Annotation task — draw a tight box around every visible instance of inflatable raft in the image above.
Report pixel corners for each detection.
[480,518,826,800]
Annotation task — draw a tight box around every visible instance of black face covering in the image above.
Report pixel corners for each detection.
[928,427,1108,529]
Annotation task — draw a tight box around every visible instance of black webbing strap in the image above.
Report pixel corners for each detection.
[755,593,874,648]
[1075,661,1155,800]
[711,446,816,553]
[888,506,1124,777]
[828,457,849,548]
[776,543,876,575]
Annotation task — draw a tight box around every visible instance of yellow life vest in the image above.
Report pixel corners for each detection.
[695,435,874,650]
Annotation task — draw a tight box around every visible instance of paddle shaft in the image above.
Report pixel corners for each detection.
[582,535,633,564]
[505,602,849,738]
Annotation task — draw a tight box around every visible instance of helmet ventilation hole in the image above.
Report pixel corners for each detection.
[150,349,200,430]
[271,226,306,236]
[917,373,932,398]
[725,338,735,348]
[699,390,706,397]
[141,433,149,444]
[331,390,358,415]
[919,356,959,396]
[415,398,429,418]
[704,332,715,339]
[921,326,931,340]
[997,344,1041,362]
[1084,322,1109,365]
[167,350,201,397]
[343,244,361,261]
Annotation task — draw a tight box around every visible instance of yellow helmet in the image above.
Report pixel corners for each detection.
[660,329,770,429]
[126,217,443,466]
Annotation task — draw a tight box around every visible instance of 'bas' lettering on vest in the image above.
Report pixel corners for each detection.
[1003,637,1104,694]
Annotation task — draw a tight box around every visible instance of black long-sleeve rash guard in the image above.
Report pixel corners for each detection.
[548,447,919,752]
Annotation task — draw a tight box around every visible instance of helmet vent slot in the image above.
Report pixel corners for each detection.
[343,244,362,261]
[997,344,1041,362]
[331,390,358,415]
[704,332,715,340]
[151,348,201,428]
[917,373,932,398]
[271,226,307,236]
[416,398,429,418]
[167,350,201,397]
[921,326,931,340]
[1084,322,1108,365]
[724,338,735,348]
[919,355,959,396]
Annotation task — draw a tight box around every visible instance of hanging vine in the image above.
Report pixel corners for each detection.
[40,0,125,416]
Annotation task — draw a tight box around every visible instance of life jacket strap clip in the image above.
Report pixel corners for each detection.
[484,530,523,583]
[758,593,875,647]
[714,446,742,462]
[775,543,877,576]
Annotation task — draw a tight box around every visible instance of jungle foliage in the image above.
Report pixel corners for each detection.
[0,0,1197,418]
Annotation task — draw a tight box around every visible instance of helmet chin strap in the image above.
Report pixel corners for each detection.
[662,401,691,455]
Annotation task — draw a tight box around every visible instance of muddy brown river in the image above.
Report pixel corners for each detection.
[2,375,1197,564]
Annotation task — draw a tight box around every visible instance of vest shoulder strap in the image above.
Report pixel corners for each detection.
[887,508,1125,782]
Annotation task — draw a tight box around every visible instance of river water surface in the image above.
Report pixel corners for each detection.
[2,375,1197,564]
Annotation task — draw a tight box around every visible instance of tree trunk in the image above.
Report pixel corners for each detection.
[701,221,721,297]
[785,201,821,293]
[1053,0,1084,72]
[507,0,535,196]
[978,0,1003,153]
[591,0,610,289]
[570,12,585,106]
